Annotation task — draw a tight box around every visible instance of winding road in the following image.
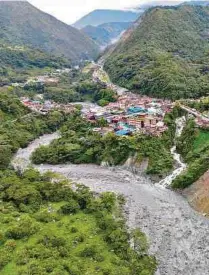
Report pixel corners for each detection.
[12,132,209,275]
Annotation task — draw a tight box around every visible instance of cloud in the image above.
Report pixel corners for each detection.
[28,0,144,24]
[28,0,183,24]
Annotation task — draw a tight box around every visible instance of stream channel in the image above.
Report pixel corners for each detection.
[12,116,209,275]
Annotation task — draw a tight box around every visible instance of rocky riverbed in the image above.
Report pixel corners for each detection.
[12,132,209,275]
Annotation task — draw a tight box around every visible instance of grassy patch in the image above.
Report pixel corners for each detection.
[193,130,209,151]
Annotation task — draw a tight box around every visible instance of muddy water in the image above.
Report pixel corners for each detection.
[12,133,209,275]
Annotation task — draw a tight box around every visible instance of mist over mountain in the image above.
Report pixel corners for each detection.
[73,9,141,29]
[0,1,99,62]
[136,0,209,10]
[82,22,132,48]
[181,1,209,6]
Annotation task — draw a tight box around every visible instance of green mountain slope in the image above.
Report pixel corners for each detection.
[0,43,69,70]
[73,9,140,29]
[0,1,99,62]
[0,42,70,85]
[82,22,132,47]
[104,5,209,99]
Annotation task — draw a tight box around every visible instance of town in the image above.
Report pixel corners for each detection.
[81,92,173,137]
[19,62,209,137]
[21,97,76,114]
[20,91,173,137]
[11,68,72,88]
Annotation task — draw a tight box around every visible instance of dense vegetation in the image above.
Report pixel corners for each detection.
[0,42,70,85]
[32,110,179,176]
[172,119,209,188]
[104,5,209,99]
[0,92,67,169]
[0,1,98,62]
[0,169,156,274]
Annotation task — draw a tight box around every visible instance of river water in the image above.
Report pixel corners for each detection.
[12,129,209,275]
[158,117,187,187]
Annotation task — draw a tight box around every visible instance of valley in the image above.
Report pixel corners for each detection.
[12,121,209,275]
[10,62,209,275]
[1,1,209,275]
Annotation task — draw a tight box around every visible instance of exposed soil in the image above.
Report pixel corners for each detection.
[183,170,209,216]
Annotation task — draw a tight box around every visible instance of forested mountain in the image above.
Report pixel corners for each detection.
[0,43,69,71]
[0,42,70,85]
[104,5,209,99]
[73,9,141,29]
[82,22,132,47]
[0,1,99,62]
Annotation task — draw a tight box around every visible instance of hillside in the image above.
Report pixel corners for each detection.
[0,42,70,85]
[183,169,209,215]
[82,22,132,47]
[0,1,99,62]
[0,44,68,70]
[73,9,140,29]
[104,5,209,99]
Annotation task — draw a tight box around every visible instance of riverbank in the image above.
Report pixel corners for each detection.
[183,169,209,216]
[12,132,209,275]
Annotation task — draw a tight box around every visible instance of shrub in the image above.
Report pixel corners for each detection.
[60,200,80,214]
[80,246,97,258]
[39,235,66,248]
[6,217,39,239]
[70,227,78,233]
[4,239,17,251]
[34,210,59,223]
[0,251,10,270]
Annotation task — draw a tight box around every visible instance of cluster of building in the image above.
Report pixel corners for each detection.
[82,93,173,137]
[21,97,75,114]
[11,68,72,88]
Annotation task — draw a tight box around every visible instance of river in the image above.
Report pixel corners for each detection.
[158,117,187,187]
[12,129,209,275]
[11,65,209,274]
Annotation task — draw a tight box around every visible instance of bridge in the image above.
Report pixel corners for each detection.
[178,104,209,122]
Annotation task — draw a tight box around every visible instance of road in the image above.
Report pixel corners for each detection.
[179,104,209,122]
[92,64,128,96]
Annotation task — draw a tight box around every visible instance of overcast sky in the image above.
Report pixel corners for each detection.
[28,0,180,25]
[28,0,143,24]
[27,0,186,25]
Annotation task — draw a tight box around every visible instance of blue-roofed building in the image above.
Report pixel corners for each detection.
[115,129,130,136]
[127,106,147,114]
